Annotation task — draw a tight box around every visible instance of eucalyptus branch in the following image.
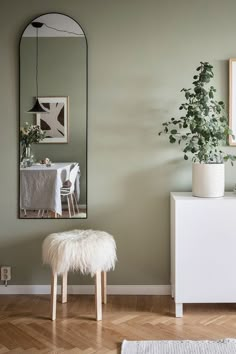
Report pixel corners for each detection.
[159,62,235,164]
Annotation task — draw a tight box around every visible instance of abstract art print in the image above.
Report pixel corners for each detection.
[36,96,69,143]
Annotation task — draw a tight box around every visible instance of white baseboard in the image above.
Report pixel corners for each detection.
[0,285,171,295]
[78,204,86,209]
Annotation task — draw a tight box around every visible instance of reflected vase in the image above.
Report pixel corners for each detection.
[21,144,33,167]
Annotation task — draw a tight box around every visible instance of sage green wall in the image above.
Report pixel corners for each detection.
[1,0,236,285]
[20,37,87,204]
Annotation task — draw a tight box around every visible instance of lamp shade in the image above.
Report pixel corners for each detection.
[27,98,48,113]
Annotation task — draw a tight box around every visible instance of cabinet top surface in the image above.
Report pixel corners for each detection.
[171,192,236,200]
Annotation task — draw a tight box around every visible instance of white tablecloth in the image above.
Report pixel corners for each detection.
[20,162,79,215]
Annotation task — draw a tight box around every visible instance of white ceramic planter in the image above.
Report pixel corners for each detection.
[192,163,225,198]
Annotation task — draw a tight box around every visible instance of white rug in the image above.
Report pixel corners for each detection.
[121,339,236,354]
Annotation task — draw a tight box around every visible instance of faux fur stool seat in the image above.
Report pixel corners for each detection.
[42,229,117,321]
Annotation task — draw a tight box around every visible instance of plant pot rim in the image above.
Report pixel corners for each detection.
[192,162,224,165]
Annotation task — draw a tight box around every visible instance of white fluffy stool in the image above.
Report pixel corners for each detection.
[42,229,117,321]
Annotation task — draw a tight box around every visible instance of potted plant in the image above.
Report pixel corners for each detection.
[159,61,235,197]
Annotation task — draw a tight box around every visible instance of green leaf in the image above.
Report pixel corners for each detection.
[184,154,188,160]
[185,92,190,99]
[171,129,177,134]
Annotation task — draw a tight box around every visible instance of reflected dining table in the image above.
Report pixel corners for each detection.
[20,162,80,217]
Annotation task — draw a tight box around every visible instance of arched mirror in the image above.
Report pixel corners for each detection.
[19,13,87,219]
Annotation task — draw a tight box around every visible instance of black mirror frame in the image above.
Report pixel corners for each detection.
[18,12,88,219]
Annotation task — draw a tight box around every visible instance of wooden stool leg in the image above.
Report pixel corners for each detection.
[95,271,102,321]
[101,271,107,304]
[51,272,57,321]
[61,272,68,304]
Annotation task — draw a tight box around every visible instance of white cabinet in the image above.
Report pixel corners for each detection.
[171,192,236,317]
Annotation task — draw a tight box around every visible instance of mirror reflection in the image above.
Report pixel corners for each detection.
[19,13,87,219]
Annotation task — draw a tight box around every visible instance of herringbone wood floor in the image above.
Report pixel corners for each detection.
[0,295,236,353]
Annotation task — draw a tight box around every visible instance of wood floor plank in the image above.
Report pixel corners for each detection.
[0,347,9,354]
[0,295,235,352]
[30,323,73,350]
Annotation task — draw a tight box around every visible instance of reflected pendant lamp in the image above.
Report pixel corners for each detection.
[28,22,48,113]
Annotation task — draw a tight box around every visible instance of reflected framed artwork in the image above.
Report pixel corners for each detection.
[229,58,236,146]
[36,96,69,143]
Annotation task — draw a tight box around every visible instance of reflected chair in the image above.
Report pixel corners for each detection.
[60,163,80,218]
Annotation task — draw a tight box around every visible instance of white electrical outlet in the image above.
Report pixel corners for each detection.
[1,266,11,281]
